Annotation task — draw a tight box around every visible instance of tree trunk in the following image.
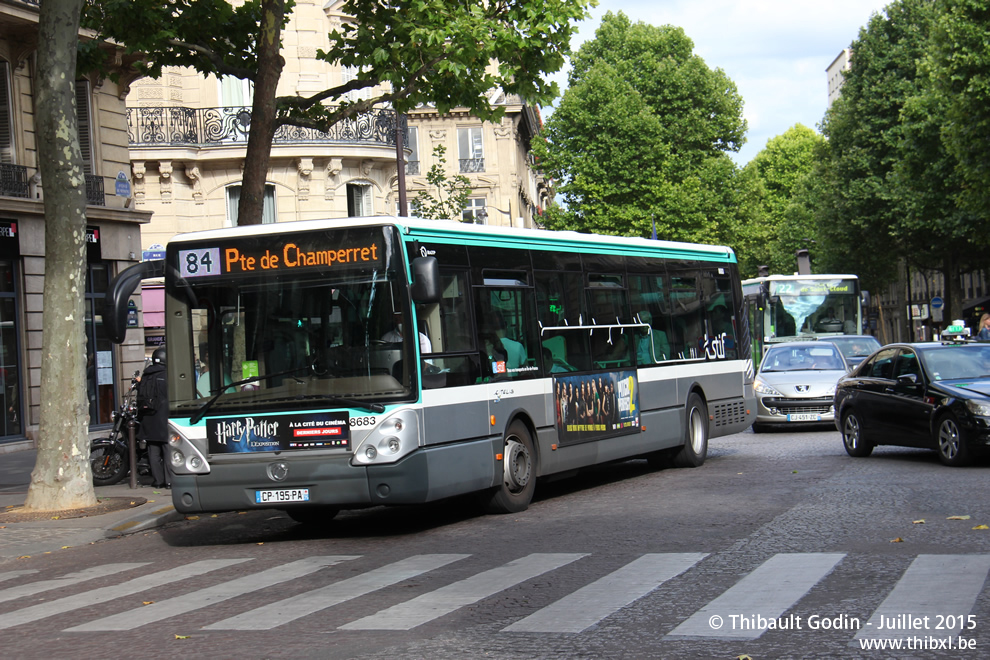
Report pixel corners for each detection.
[24,0,97,511]
[236,0,285,226]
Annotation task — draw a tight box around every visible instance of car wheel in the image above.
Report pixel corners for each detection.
[481,420,536,514]
[841,411,873,457]
[672,393,708,468]
[935,413,971,467]
[284,506,340,525]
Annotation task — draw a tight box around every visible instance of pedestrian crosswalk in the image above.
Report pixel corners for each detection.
[0,551,987,644]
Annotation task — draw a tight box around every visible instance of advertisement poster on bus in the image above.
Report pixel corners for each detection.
[207,411,350,454]
[552,371,640,444]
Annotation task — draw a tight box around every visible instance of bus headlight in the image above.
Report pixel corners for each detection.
[352,410,419,466]
[167,426,211,474]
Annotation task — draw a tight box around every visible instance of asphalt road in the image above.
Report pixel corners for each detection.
[3,426,990,659]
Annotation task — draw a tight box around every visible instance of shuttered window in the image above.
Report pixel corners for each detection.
[75,80,93,174]
[0,63,12,164]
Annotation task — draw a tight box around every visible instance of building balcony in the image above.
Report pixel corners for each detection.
[127,106,407,150]
[459,158,485,173]
[0,164,105,206]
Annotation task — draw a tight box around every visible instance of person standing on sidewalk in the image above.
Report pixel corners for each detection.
[137,347,170,488]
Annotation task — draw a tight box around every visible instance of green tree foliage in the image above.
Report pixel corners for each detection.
[82,0,594,224]
[816,0,928,293]
[736,124,824,277]
[413,145,472,222]
[925,0,990,218]
[533,12,747,242]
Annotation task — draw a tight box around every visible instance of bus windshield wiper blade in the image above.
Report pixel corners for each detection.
[267,393,386,414]
[189,366,312,424]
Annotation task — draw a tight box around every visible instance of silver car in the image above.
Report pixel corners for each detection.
[752,341,849,432]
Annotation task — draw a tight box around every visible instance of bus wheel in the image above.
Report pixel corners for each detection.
[284,506,339,525]
[482,421,536,514]
[672,393,708,468]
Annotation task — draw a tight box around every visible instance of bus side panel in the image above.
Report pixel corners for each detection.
[422,386,491,445]
[418,437,500,502]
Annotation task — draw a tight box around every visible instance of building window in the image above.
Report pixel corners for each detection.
[219,75,254,108]
[347,183,372,216]
[405,126,419,175]
[462,198,486,223]
[0,62,12,164]
[75,80,93,174]
[458,126,484,172]
[226,184,276,226]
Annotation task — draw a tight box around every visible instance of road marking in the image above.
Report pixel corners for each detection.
[667,553,846,640]
[206,554,469,630]
[504,553,708,633]
[66,556,358,632]
[340,553,588,630]
[0,559,249,631]
[854,554,990,643]
[0,570,38,584]
[0,564,147,605]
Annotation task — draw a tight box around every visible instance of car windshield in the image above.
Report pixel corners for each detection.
[824,336,881,358]
[923,346,990,381]
[761,346,845,372]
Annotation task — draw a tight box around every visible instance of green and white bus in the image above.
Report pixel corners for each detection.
[107,217,755,522]
[741,274,866,366]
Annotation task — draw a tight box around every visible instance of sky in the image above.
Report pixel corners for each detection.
[551,0,892,165]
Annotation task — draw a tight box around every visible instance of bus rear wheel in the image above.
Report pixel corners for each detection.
[672,393,708,468]
[481,420,536,514]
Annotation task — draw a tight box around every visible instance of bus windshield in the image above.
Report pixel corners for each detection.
[166,225,415,417]
[768,278,859,337]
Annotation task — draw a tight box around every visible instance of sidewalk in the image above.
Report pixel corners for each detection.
[0,448,182,560]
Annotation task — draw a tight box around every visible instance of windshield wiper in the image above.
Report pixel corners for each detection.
[190,365,312,424]
[265,393,385,414]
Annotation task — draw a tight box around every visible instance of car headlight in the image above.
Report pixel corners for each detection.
[754,378,782,396]
[965,399,990,417]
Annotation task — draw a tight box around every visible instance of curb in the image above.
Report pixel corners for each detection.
[104,504,183,538]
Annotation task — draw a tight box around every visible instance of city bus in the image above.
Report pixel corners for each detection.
[106,217,756,523]
[741,274,866,365]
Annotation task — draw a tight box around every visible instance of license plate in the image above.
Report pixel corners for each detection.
[787,413,821,422]
[255,488,310,504]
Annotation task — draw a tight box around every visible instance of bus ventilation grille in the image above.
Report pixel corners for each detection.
[712,401,748,427]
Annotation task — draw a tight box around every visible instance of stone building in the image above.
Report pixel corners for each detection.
[0,0,152,449]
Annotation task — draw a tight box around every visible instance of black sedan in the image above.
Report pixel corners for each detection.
[834,341,990,466]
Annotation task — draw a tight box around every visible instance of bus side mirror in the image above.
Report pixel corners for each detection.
[410,256,441,303]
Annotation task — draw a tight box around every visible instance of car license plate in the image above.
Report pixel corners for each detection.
[787,413,821,422]
[255,488,310,504]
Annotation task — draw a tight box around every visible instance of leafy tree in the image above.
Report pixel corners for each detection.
[533,12,747,242]
[82,0,594,225]
[925,0,990,218]
[413,145,472,221]
[26,0,97,511]
[736,124,824,277]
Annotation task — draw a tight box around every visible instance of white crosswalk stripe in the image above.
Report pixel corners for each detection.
[504,553,708,633]
[0,559,249,631]
[205,554,469,630]
[66,556,358,632]
[853,554,990,645]
[667,553,846,640]
[0,551,988,640]
[340,553,587,630]
[0,563,147,605]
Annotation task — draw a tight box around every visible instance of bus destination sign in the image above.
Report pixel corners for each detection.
[178,238,382,279]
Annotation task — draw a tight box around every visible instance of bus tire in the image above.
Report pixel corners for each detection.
[672,393,708,468]
[481,420,536,514]
[284,506,340,525]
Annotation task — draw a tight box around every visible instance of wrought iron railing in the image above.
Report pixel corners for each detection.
[128,106,406,148]
[405,160,420,176]
[85,174,104,206]
[0,164,29,199]
[459,158,485,173]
